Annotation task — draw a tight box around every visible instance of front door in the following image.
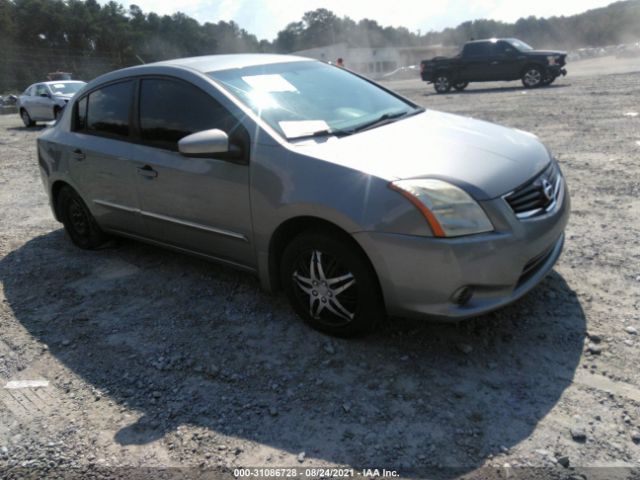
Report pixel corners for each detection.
[132,77,255,268]
[487,42,521,80]
[33,84,53,119]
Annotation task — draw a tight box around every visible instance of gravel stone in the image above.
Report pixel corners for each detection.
[570,426,587,442]
[587,343,603,354]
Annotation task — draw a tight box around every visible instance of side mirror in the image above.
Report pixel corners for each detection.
[178,129,229,157]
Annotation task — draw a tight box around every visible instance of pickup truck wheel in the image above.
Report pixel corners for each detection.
[522,66,543,88]
[541,74,556,86]
[453,82,469,92]
[433,75,452,93]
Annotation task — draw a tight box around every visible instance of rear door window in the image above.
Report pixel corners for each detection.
[84,81,133,139]
[464,43,490,57]
[138,77,237,151]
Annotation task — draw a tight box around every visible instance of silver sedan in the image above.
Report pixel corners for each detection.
[18,80,86,126]
[37,54,570,336]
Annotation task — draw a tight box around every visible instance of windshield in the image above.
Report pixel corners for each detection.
[507,39,534,51]
[208,61,419,140]
[49,82,85,95]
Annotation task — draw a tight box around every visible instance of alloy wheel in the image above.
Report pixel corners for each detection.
[292,249,357,326]
[434,76,451,93]
[524,69,542,87]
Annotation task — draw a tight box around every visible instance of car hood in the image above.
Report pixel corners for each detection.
[288,110,551,200]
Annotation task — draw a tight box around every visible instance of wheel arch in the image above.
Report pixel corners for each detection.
[520,62,545,77]
[266,216,383,301]
[51,180,73,221]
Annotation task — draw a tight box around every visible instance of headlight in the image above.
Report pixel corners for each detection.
[547,55,560,65]
[390,179,494,237]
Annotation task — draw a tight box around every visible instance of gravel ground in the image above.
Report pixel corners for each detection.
[0,58,639,480]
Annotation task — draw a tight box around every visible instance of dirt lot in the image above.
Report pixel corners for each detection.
[1,58,640,479]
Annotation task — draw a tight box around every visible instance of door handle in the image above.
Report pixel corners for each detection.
[137,165,158,178]
[490,61,500,65]
[72,149,85,161]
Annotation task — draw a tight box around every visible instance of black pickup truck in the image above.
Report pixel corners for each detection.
[420,38,567,93]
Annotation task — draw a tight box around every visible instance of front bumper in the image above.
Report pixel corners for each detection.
[354,178,570,320]
[548,65,567,77]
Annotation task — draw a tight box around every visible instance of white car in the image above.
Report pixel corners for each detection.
[18,80,86,126]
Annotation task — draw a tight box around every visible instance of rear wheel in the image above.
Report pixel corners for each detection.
[281,230,385,337]
[453,81,469,91]
[57,186,108,249]
[54,107,62,120]
[522,66,543,88]
[20,109,35,127]
[433,74,452,94]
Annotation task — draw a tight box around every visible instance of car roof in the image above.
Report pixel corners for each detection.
[465,38,517,44]
[43,80,86,85]
[147,54,313,73]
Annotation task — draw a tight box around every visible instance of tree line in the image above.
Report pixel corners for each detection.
[1,0,639,92]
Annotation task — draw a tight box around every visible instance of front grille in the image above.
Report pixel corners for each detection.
[505,162,562,219]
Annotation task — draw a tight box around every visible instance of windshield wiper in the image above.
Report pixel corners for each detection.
[349,107,425,134]
[287,128,351,141]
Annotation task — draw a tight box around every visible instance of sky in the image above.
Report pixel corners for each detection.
[116,0,615,41]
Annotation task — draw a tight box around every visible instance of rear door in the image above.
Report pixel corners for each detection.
[131,77,254,268]
[20,85,35,116]
[459,42,491,81]
[67,80,146,236]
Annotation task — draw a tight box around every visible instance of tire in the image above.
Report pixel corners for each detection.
[521,66,544,88]
[20,109,35,127]
[54,107,62,121]
[280,230,385,337]
[541,74,556,86]
[453,81,469,92]
[433,74,452,94]
[57,185,108,249]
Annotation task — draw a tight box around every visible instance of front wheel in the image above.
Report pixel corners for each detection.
[57,186,108,249]
[433,74,452,94]
[281,231,385,337]
[453,81,469,91]
[541,74,556,86]
[522,66,543,88]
